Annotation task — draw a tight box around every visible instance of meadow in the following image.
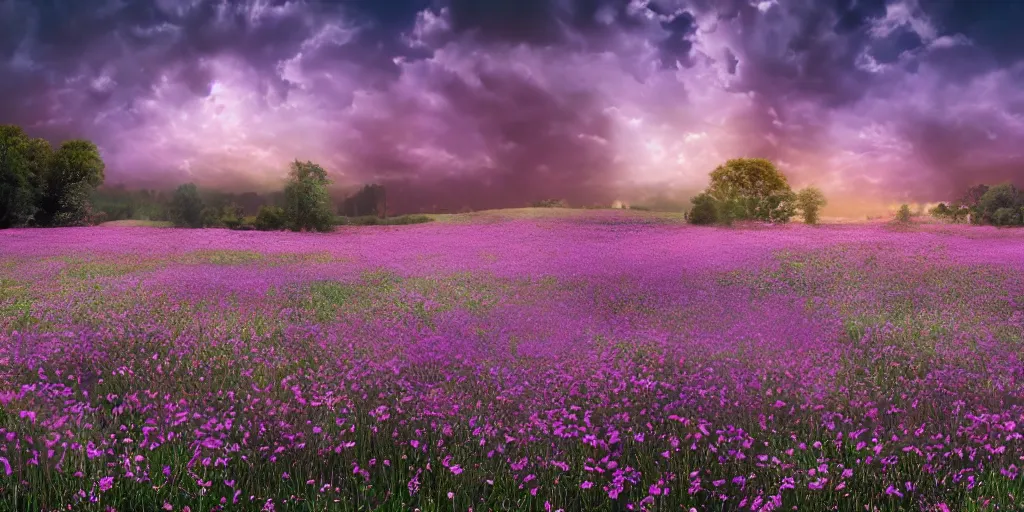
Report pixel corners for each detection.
[1,210,1022,511]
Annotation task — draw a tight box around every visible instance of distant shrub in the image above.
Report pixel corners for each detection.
[895,204,912,223]
[254,205,287,231]
[88,211,109,226]
[530,199,567,208]
[688,192,719,225]
[200,207,222,228]
[386,214,433,225]
[928,202,951,219]
[993,207,1022,227]
[338,215,433,226]
[220,203,245,230]
[628,205,652,211]
[929,202,971,223]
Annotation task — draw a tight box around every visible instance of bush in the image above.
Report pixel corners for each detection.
[218,203,245,230]
[929,203,950,219]
[385,214,433,225]
[254,206,287,231]
[895,204,912,223]
[200,206,222,228]
[337,215,433,226]
[992,207,1022,227]
[530,199,567,208]
[688,192,719,225]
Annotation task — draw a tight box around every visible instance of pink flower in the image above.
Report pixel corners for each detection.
[885,485,904,498]
[0,457,10,476]
[99,476,114,492]
[580,481,593,489]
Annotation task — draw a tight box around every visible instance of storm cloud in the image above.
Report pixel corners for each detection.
[1,0,1022,212]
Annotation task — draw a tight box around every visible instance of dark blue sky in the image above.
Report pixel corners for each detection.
[1,0,1023,211]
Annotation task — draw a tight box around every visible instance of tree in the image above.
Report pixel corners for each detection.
[688,192,719,225]
[706,158,796,223]
[340,184,386,217]
[795,187,827,225]
[977,184,1021,226]
[954,184,990,224]
[284,160,334,232]
[169,183,205,228]
[895,204,912,223]
[39,139,105,226]
[0,126,41,228]
[957,184,990,209]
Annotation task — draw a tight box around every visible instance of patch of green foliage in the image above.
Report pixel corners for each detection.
[337,215,434,226]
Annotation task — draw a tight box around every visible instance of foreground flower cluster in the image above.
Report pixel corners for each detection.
[1,214,1023,511]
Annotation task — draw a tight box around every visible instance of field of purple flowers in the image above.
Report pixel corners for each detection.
[1,211,1023,511]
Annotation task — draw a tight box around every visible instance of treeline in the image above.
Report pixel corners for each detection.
[0,125,106,228]
[165,162,429,232]
[929,183,1024,227]
[686,158,827,225]
[1,125,429,231]
[165,164,429,231]
[91,187,287,225]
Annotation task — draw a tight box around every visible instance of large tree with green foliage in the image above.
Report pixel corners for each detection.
[795,187,827,225]
[284,160,334,232]
[0,126,52,228]
[706,158,796,223]
[977,183,1022,226]
[38,139,105,226]
[169,183,205,228]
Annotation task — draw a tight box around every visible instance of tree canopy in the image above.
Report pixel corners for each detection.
[706,158,796,223]
[689,158,802,225]
[795,187,827,225]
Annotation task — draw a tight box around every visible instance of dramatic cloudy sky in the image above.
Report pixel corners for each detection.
[2,0,1023,212]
